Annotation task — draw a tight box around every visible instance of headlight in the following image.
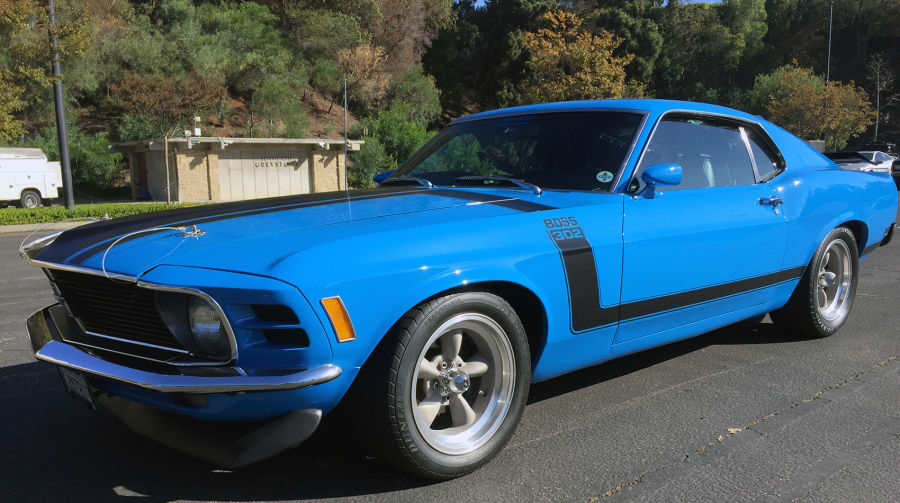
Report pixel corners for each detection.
[188,296,227,356]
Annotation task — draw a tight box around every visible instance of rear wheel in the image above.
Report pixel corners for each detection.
[358,292,530,479]
[20,190,41,209]
[771,227,858,338]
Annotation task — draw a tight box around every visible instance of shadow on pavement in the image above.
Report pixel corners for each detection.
[0,318,799,502]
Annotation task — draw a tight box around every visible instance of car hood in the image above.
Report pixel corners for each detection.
[29,187,557,278]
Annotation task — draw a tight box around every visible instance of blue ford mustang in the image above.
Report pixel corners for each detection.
[21,100,897,478]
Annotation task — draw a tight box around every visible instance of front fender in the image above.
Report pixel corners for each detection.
[273,212,568,376]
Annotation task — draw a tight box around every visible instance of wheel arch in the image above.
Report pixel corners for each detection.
[357,280,550,375]
[838,219,868,256]
[20,187,44,199]
[417,281,548,369]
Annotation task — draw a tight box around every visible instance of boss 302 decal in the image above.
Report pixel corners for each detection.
[545,217,617,332]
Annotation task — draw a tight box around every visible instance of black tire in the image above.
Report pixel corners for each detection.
[771,227,858,338]
[355,292,531,479]
[19,189,41,209]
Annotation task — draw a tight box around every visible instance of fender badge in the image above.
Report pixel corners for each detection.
[596,171,614,183]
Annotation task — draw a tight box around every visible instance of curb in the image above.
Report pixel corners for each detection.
[0,221,91,234]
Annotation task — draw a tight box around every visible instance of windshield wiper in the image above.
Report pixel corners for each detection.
[381,175,434,189]
[454,175,542,195]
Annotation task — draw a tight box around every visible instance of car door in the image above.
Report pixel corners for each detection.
[615,113,788,345]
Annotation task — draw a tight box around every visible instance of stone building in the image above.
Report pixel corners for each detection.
[111,137,363,203]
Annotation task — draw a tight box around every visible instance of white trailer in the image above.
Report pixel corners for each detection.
[0,148,63,208]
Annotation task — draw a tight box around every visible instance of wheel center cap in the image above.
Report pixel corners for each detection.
[449,371,470,394]
[819,271,837,287]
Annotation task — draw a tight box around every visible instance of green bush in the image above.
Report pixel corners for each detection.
[0,202,203,226]
[349,106,435,188]
[24,125,126,195]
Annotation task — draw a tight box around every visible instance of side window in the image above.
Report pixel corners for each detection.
[634,116,756,192]
[745,129,780,180]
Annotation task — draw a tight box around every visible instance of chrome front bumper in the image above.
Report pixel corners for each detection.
[27,304,341,394]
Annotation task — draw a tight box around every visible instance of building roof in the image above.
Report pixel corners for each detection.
[110,137,364,152]
[0,147,46,160]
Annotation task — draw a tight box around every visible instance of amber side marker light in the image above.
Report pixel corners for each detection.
[321,296,356,343]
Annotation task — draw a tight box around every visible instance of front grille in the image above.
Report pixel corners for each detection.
[48,269,184,351]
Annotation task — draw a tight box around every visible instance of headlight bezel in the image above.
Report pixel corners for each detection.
[152,287,237,362]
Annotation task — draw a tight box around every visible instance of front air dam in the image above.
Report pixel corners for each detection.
[97,393,321,468]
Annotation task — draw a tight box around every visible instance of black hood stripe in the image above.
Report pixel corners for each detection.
[39,188,424,264]
[39,188,556,265]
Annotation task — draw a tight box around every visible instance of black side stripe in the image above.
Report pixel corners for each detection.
[549,228,617,332]
[618,265,806,322]
[550,227,806,332]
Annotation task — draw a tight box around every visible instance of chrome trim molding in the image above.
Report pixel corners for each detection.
[621,109,787,195]
[35,340,341,393]
[22,252,240,364]
[84,331,192,354]
[29,304,340,394]
[137,280,240,363]
[28,258,138,283]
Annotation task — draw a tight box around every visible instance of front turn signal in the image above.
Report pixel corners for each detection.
[321,296,356,343]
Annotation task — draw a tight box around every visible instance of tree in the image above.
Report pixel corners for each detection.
[423,0,558,117]
[653,3,744,101]
[338,44,391,114]
[591,0,665,84]
[246,73,309,137]
[109,72,225,136]
[285,8,369,61]
[386,64,442,126]
[761,64,873,151]
[866,52,898,142]
[349,105,433,187]
[0,0,90,139]
[519,11,634,104]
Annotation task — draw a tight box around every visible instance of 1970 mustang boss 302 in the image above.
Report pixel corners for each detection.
[21,100,898,478]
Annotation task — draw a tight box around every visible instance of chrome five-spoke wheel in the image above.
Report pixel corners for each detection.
[816,238,853,322]
[411,313,515,455]
[361,292,529,479]
[771,226,858,339]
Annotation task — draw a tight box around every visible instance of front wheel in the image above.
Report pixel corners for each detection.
[359,292,531,479]
[20,189,41,208]
[771,227,858,338]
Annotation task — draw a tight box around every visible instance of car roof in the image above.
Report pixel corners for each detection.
[452,99,768,125]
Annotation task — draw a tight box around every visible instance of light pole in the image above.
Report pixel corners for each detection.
[48,0,74,209]
[826,1,833,83]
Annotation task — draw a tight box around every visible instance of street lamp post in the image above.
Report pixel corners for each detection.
[48,0,74,210]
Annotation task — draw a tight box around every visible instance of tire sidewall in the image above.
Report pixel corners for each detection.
[807,227,859,335]
[392,292,530,477]
[20,190,41,209]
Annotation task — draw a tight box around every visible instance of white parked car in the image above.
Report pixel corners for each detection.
[0,148,62,208]
[857,151,896,173]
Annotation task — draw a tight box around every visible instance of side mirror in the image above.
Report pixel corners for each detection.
[373,169,395,185]
[637,163,682,199]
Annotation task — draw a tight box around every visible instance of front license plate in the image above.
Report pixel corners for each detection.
[58,367,96,411]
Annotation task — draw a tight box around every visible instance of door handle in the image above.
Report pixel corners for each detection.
[759,196,783,207]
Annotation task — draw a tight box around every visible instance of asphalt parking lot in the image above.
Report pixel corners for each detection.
[1,211,899,503]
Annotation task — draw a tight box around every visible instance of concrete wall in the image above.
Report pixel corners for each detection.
[217,145,312,201]
[124,142,348,203]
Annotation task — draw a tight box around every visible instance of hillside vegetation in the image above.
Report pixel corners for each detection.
[1,0,898,194]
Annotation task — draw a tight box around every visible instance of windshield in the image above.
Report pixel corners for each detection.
[391,111,643,191]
